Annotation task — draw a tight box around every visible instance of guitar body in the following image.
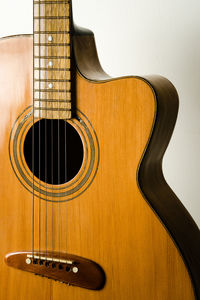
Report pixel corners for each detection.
[0,32,199,300]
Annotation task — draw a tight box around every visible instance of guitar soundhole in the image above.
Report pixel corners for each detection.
[24,119,84,185]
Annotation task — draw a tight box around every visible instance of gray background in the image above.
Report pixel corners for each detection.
[0,0,199,226]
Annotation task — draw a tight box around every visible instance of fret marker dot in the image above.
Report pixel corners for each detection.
[48,61,53,67]
[48,83,53,89]
[48,35,53,42]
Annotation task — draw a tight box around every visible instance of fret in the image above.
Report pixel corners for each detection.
[34,31,70,34]
[34,81,71,90]
[34,107,72,120]
[34,19,70,32]
[34,67,70,71]
[34,79,71,83]
[34,91,71,101]
[34,45,71,57]
[34,16,70,20]
[34,33,70,44]
[34,43,70,46]
[34,1,70,4]
[34,42,70,55]
[34,56,70,59]
[34,4,69,18]
[34,107,71,112]
[34,99,71,103]
[34,92,71,101]
[34,58,70,69]
[34,102,71,109]
[34,89,71,93]
[34,71,71,80]
[34,94,71,103]
[34,110,71,119]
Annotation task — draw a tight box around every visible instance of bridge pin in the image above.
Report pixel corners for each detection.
[26,258,31,265]
[72,267,79,273]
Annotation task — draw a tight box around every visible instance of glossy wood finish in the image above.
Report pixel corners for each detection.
[5,251,105,290]
[0,35,197,300]
[73,28,200,299]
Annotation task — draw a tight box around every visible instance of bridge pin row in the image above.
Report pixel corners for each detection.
[25,258,78,273]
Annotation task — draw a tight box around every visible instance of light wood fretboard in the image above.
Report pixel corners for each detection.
[33,0,72,119]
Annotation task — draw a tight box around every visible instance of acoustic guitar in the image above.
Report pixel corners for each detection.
[0,1,199,299]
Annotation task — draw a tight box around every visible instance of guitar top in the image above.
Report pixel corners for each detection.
[0,1,199,299]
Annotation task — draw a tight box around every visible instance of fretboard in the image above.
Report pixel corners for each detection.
[33,0,72,119]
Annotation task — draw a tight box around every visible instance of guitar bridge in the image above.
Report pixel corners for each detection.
[5,251,105,290]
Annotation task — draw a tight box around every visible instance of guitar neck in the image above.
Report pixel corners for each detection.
[33,0,72,119]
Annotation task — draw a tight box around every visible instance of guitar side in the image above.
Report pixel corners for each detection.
[73,27,200,299]
[0,32,199,300]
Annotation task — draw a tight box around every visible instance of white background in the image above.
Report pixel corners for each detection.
[0,0,199,226]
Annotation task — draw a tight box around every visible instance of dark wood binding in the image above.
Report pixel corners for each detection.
[73,26,200,299]
[73,25,110,81]
[5,251,105,290]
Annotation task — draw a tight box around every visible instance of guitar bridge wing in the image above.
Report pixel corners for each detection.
[5,251,105,290]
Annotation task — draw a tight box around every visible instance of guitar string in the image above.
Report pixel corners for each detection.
[38,0,42,260]
[45,0,48,262]
[65,0,68,257]
[66,0,72,257]
[32,0,35,260]
[51,0,54,262]
[57,0,61,263]
[65,0,71,257]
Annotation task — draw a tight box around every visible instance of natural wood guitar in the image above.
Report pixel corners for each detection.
[0,1,199,299]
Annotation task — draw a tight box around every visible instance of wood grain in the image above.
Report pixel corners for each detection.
[73,28,200,299]
[34,0,72,119]
[0,35,196,299]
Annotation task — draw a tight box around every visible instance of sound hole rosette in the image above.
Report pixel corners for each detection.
[9,106,99,202]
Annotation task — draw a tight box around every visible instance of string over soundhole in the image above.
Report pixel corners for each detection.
[9,108,99,202]
[24,119,84,184]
